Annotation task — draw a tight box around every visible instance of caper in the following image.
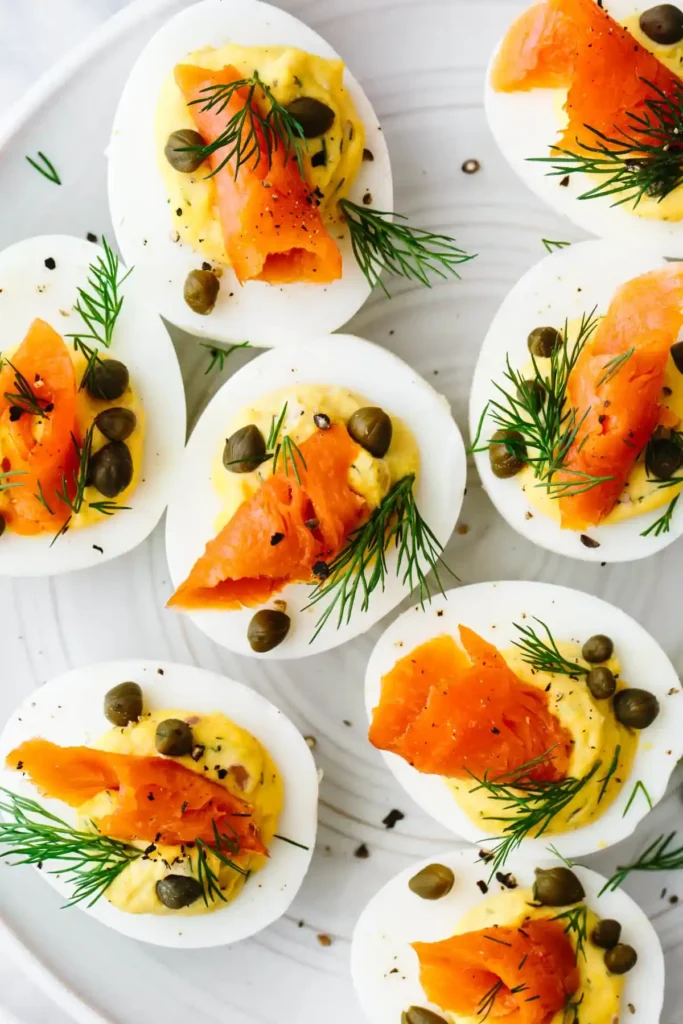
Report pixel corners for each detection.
[592,918,622,950]
[533,866,585,906]
[164,129,206,173]
[247,609,291,653]
[581,634,614,664]
[605,943,638,975]
[155,718,194,757]
[103,681,143,727]
[645,429,683,480]
[86,359,129,401]
[95,407,137,442]
[183,269,220,315]
[347,407,393,458]
[671,339,683,373]
[527,326,562,358]
[488,428,527,479]
[517,378,545,412]
[0,514,5,538]
[401,1008,449,1024]
[586,666,617,700]
[88,441,133,498]
[285,97,335,138]
[640,4,683,44]
[613,688,660,729]
[223,425,267,473]
[156,874,203,909]
[408,863,455,900]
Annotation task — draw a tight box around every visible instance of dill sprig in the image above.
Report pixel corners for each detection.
[182,72,307,179]
[0,787,141,908]
[66,238,131,351]
[26,151,61,185]
[511,618,587,678]
[305,473,451,640]
[622,779,653,818]
[3,360,52,418]
[339,199,474,296]
[0,468,28,492]
[640,494,679,537]
[55,426,94,517]
[597,745,621,804]
[477,979,528,1021]
[88,500,131,516]
[552,905,589,962]
[195,820,249,906]
[546,843,575,868]
[597,347,634,388]
[564,993,584,1024]
[600,832,683,894]
[200,340,251,375]
[530,79,683,207]
[267,402,306,484]
[542,239,571,253]
[34,480,54,515]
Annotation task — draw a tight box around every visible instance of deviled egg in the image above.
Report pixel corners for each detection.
[486,0,683,250]
[0,234,185,575]
[470,240,683,560]
[351,849,664,1024]
[108,0,473,347]
[364,580,683,864]
[165,333,466,658]
[0,659,317,947]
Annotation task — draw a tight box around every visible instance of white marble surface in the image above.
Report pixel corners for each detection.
[0,5,129,1019]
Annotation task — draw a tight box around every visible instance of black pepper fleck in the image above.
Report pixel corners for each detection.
[382,809,405,829]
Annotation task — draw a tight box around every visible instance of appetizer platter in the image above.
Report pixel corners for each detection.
[2,1,683,1024]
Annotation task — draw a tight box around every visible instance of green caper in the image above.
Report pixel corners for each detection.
[488,428,527,479]
[640,4,683,44]
[613,688,660,729]
[95,407,137,442]
[527,326,562,358]
[164,129,206,173]
[103,681,143,727]
[591,919,622,950]
[347,407,393,458]
[183,269,220,315]
[645,429,683,480]
[88,441,133,498]
[581,634,614,663]
[285,97,335,138]
[155,718,194,757]
[586,666,617,700]
[156,874,203,909]
[247,609,291,653]
[604,943,638,975]
[671,339,683,373]
[0,514,5,538]
[223,425,267,473]
[86,359,129,401]
[401,1008,449,1024]
[517,378,545,412]
[533,867,585,906]
[408,863,455,900]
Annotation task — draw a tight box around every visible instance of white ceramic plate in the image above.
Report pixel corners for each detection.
[365,580,683,860]
[165,333,465,658]
[0,660,318,948]
[2,2,683,1024]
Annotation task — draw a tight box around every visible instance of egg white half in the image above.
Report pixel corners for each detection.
[107,0,392,348]
[470,240,683,561]
[351,848,664,1024]
[0,235,185,576]
[0,659,318,948]
[164,333,466,658]
[485,0,683,251]
[364,580,683,860]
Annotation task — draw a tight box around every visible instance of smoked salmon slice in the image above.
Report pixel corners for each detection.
[168,425,368,611]
[0,319,78,535]
[557,264,683,529]
[492,0,683,154]
[413,919,580,1024]
[369,627,572,782]
[175,64,343,286]
[7,738,265,853]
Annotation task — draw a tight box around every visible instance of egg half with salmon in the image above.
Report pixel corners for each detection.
[486,0,683,249]
[0,660,318,947]
[470,240,683,560]
[352,849,665,1024]
[0,235,185,576]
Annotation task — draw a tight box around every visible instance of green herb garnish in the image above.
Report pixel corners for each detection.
[597,347,634,387]
[26,152,61,185]
[600,832,683,893]
[195,820,249,906]
[640,494,680,536]
[551,904,589,962]
[512,618,587,678]
[622,779,653,817]
[3,360,52,418]
[201,340,251,375]
[55,426,94,518]
[542,239,571,253]
[0,469,27,492]
[66,237,131,351]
